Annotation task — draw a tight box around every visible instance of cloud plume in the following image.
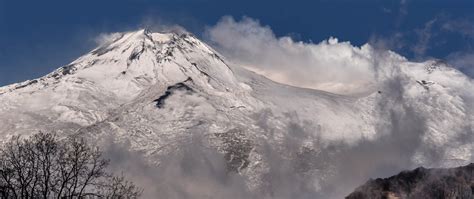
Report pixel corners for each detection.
[205,16,380,95]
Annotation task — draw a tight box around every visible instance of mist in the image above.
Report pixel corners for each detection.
[82,16,474,199]
[97,93,451,199]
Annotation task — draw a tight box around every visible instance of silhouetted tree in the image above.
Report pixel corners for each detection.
[0,133,142,198]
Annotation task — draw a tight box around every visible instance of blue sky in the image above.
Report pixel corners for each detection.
[0,0,473,86]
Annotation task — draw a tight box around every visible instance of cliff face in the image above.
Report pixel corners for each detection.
[346,163,474,199]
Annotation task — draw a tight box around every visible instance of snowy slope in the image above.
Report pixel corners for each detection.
[0,29,472,198]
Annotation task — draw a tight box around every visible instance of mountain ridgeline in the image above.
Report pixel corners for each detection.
[347,163,474,199]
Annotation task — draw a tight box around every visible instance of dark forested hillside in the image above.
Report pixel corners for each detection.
[346,163,474,199]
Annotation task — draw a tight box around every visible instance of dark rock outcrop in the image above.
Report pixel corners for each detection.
[346,163,474,199]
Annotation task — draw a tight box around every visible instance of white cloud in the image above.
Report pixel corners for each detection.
[395,0,409,27]
[94,32,123,46]
[447,52,474,77]
[412,19,437,59]
[369,32,406,51]
[442,19,474,38]
[206,16,386,94]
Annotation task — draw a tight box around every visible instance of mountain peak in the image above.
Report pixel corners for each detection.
[0,29,239,100]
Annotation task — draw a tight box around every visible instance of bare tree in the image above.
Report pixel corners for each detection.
[0,133,142,198]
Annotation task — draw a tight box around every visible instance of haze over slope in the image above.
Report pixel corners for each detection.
[0,27,472,198]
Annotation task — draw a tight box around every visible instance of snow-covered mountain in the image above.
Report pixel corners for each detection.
[0,29,472,198]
